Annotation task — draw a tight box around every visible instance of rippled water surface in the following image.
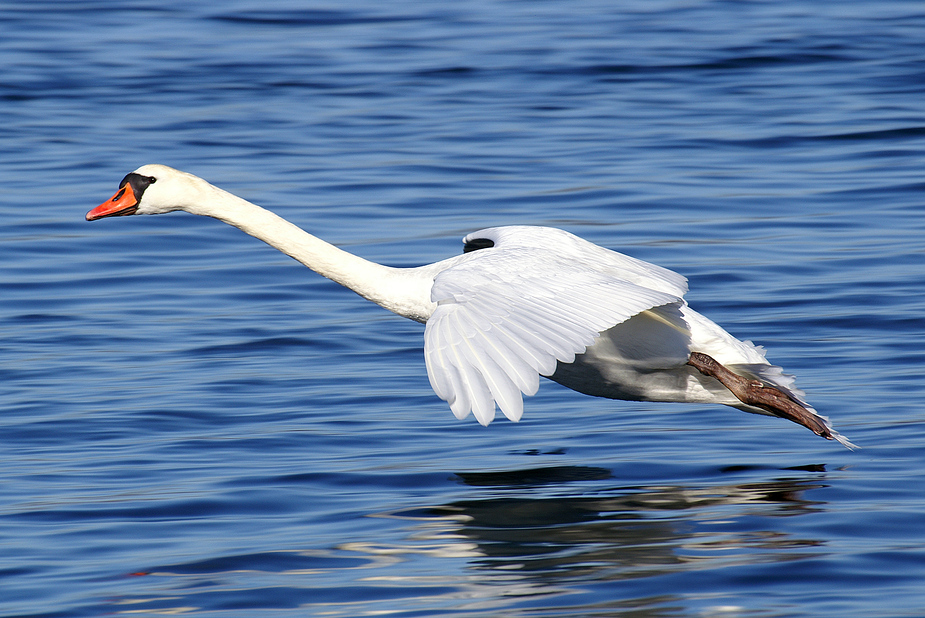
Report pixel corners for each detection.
[2,1,925,616]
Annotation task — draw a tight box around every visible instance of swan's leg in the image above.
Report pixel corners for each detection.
[686,351,834,440]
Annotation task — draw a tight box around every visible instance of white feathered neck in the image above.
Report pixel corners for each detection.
[135,164,446,322]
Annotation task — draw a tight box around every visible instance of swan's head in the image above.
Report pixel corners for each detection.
[87,164,206,221]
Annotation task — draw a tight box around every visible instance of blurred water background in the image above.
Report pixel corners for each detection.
[2,1,925,616]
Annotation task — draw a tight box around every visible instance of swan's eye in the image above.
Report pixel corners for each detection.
[117,173,157,201]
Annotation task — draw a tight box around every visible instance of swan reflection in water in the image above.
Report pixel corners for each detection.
[121,465,830,615]
[342,465,829,610]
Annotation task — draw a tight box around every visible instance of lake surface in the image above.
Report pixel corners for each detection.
[2,1,925,616]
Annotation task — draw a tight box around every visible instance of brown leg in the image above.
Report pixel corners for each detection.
[687,351,834,440]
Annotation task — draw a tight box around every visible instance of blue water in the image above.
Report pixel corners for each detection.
[2,1,925,616]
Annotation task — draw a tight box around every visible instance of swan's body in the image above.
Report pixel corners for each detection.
[89,164,851,447]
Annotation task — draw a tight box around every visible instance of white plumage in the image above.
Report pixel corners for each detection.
[425,227,682,425]
[88,164,852,447]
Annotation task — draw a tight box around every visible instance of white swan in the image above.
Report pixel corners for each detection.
[88,164,852,447]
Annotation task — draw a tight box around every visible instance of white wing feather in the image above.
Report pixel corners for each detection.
[424,228,684,425]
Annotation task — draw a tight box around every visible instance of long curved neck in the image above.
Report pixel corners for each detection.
[187,182,437,322]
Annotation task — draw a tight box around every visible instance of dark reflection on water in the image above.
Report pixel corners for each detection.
[372,470,828,615]
[110,468,829,616]
[441,466,825,569]
[456,465,614,487]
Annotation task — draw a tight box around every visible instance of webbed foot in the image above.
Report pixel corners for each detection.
[687,351,834,440]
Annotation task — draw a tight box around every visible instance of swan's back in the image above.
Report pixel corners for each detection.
[462,226,688,298]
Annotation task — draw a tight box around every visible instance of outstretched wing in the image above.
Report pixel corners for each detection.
[423,234,683,425]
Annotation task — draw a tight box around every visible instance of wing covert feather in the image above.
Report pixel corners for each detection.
[424,244,683,425]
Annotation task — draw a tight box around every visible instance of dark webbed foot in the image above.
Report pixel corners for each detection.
[687,351,834,440]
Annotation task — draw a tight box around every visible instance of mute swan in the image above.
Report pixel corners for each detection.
[88,164,852,448]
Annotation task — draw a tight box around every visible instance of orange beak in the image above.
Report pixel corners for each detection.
[87,182,139,221]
